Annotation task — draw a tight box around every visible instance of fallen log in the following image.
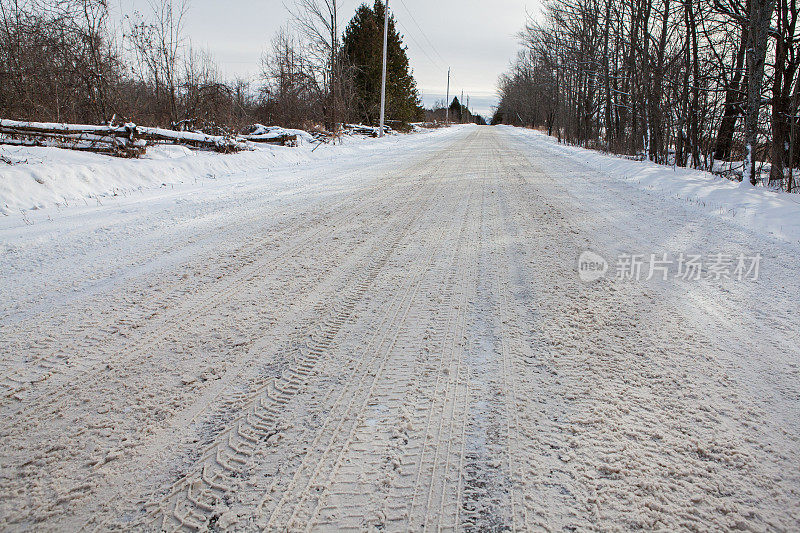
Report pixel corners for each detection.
[0,136,145,157]
[0,119,311,157]
[240,133,298,146]
[0,119,127,136]
[0,119,249,155]
[134,126,246,153]
[342,124,393,137]
[0,121,146,157]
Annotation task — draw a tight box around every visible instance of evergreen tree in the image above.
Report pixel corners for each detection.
[449,97,461,115]
[341,1,422,125]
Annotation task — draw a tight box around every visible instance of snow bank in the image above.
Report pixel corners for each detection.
[0,143,304,213]
[0,126,451,214]
[502,126,800,244]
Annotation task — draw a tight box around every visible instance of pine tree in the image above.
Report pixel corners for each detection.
[341,1,422,125]
[449,97,461,115]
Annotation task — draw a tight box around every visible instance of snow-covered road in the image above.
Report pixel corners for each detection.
[1,126,799,531]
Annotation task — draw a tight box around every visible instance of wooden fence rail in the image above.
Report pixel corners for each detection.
[0,119,299,157]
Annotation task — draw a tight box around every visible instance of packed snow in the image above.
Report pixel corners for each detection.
[499,126,800,244]
[1,125,798,531]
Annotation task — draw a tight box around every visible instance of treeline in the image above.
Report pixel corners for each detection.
[493,0,799,191]
[426,97,487,125]
[0,0,254,130]
[0,0,423,133]
[268,0,423,130]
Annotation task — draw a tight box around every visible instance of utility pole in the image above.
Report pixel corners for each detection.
[445,67,451,124]
[379,0,389,137]
[461,90,464,123]
[331,1,338,133]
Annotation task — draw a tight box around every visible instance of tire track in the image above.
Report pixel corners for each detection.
[303,164,479,532]
[252,130,485,531]
[489,145,532,531]
[0,134,471,530]
[256,167,457,530]
[403,158,484,532]
[0,147,444,422]
[81,173,433,530]
[145,149,458,532]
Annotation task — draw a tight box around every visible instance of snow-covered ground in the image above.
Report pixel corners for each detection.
[1,126,798,530]
[1,127,390,214]
[499,126,800,244]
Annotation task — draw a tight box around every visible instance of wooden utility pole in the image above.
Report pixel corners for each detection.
[379,0,389,137]
[331,1,338,133]
[445,68,451,124]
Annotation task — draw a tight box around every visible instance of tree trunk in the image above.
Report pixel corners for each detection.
[714,23,748,161]
[651,0,670,164]
[770,0,798,187]
[744,0,775,185]
[688,0,701,168]
[770,4,788,185]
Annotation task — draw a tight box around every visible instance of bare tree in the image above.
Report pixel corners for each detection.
[496,0,800,193]
[0,0,263,131]
[287,0,342,130]
[0,0,122,122]
[712,0,748,162]
[126,0,187,124]
[260,26,320,127]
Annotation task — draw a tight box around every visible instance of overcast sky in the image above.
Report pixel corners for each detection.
[113,0,539,118]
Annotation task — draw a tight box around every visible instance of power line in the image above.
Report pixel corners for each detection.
[394,18,443,71]
[383,0,453,113]
[397,0,447,66]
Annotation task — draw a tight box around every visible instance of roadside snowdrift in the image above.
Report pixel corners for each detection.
[503,126,800,244]
[0,144,304,213]
[0,126,439,214]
